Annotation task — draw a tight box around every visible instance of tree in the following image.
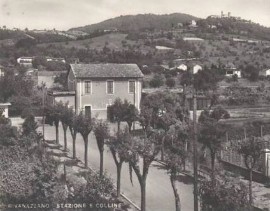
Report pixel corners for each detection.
[243,65,259,82]
[54,73,68,90]
[106,129,131,198]
[237,137,264,206]
[122,101,138,132]
[149,74,165,88]
[74,112,93,168]
[140,91,184,161]
[108,98,138,132]
[163,123,189,211]
[140,91,183,129]
[232,74,238,82]
[58,102,71,151]
[127,130,163,211]
[67,108,78,159]
[94,120,110,177]
[45,104,61,144]
[166,77,176,88]
[180,68,222,211]
[198,107,230,176]
[108,98,124,131]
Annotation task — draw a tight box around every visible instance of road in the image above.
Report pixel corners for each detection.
[38,123,194,211]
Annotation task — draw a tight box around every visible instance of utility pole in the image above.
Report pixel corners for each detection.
[42,85,46,142]
[193,87,199,211]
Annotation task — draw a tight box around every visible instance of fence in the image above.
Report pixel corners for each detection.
[220,123,270,174]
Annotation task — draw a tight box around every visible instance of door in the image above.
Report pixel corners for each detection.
[85,106,91,118]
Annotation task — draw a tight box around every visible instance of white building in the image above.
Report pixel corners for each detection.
[193,64,202,74]
[17,57,34,66]
[0,65,4,77]
[46,57,66,63]
[0,103,11,118]
[225,69,242,78]
[177,64,188,71]
[259,68,270,77]
[190,20,197,28]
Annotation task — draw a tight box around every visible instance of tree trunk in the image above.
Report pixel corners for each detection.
[140,179,146,211]
[72,133,77,159]
[63,124,68,151]
[55,124,59,144]
[249,169,253,206]
[84,137,88,168]
[117,121,120,132]
[161,138,165,161]
[193,90,199,211]
[170,173,181,211]
[127,122,132,132]
[210,151,216,177]
[100,150,104,177]
[116,162,122,198]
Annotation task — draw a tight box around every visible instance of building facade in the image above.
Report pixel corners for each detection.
[68,63,143,119]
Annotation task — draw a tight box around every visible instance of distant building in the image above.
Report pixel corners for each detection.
[0,65,4,77]
[17,57,34,67]
[67,63,144,119]
[192,64,202,74]
[47,90,76,108]
[189,20,198,28]
[177,23,183,28]
[0,103,11,118]
[225,63,241,78]
[259,68,270,77]
[177,64,188,71]
[46,57,66,63]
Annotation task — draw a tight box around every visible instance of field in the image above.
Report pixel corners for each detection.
[38,33,152,53]
[193,39,270,67]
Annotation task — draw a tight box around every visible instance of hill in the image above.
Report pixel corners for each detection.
[197,16,270,41]
[69,13,199,33]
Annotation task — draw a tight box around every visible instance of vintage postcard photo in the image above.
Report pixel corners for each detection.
[0,0,270,210]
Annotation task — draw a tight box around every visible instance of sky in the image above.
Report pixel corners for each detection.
[0,0,270,30]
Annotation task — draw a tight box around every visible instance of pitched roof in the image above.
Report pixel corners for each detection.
[70,63,144,78]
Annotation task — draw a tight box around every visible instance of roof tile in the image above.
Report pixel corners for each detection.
[70,63,143,78]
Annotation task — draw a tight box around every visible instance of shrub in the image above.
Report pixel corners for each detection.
[166,77,176,88]
[149,74,165,88]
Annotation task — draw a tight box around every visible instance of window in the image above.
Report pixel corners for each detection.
[129,81,135,94]
[107,80,114,94]
[85,81,91,94]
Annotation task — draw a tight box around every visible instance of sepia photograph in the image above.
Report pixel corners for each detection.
[0,0,270,210]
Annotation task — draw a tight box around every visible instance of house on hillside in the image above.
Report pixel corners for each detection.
[67,63,144,119]
[189,20,198,28]
[259,68,270,77]
[17,57,34,67]
[225,63,241,78]
[46,57,66,63]
[177,64,188,71]
[192,64,202,74]
[0,103,11,118]
[0,65,4,77]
